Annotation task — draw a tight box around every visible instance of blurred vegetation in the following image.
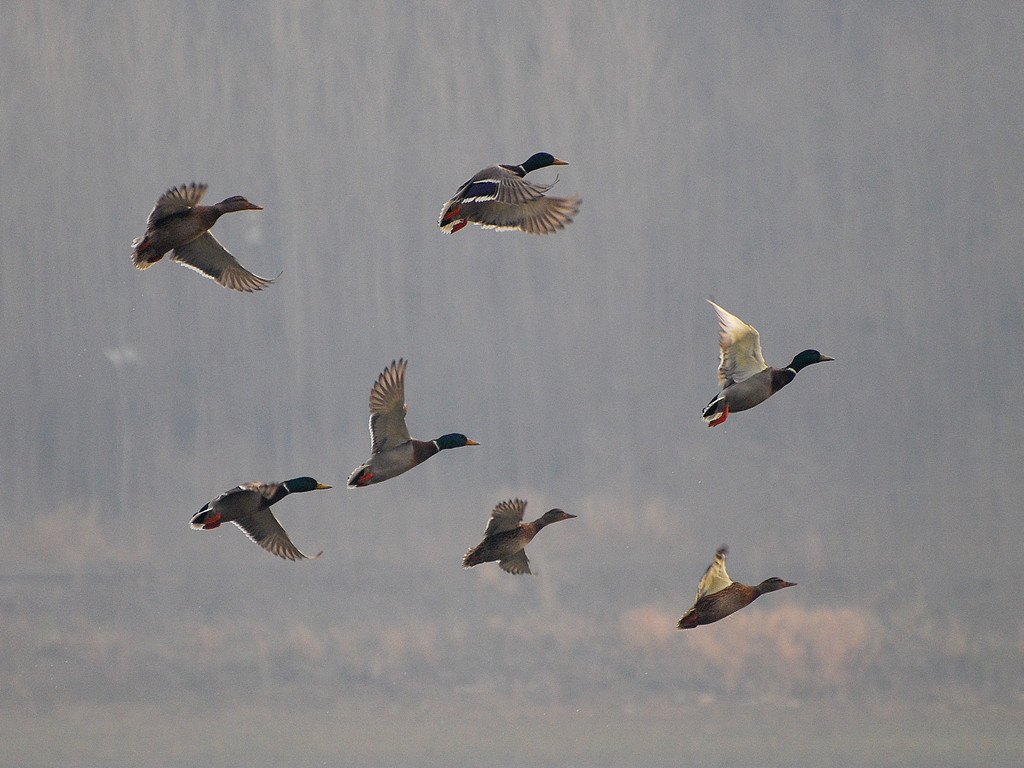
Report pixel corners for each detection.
[3,503,1023,718]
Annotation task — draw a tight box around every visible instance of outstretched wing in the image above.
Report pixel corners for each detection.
[708,300,767,386]
[171,232,275,292]
[232,508,321,562]
[368,359,411,453]
[483,498,527,537]
[499,549,532,575]
[476,193,581,234]
[147,182,207,228]
[695,545,732,600]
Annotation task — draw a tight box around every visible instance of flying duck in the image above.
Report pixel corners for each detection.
[439,153,581,234]
[132,182,276,292]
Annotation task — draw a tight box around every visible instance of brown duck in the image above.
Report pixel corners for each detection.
[463,498,576,575]
[677,546,796,628]
[131,182,276,292]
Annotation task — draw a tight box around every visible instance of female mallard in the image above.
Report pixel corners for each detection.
[347,359,479,487]
[131,182,276,292]
[463,498,576,575]
[702,300,833,426]
[190,477,331,561]
[677,546,795,628]
[439,152,581,234]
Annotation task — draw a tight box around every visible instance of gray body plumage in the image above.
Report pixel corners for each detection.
[190,478,330,561]
[347,359,477,487]
[703,366,795,420]
[439,154,580,234]
[702,300,831,426]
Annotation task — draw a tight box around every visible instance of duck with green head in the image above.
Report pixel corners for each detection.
[702,300,833,426]
[190,477,331,561]
[439,152,581,234]
[463,498,576,575]
[677,546,796,628]
[347,359,479,487]
[132,182,276,292]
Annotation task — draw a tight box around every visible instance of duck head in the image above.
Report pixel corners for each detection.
[756,577,797,594]
[537,508,577,526]
[519,152,568,174]
[215,195,263,213]
[282,477,332,493]
[434,433,480,450]
[787,349,834,372]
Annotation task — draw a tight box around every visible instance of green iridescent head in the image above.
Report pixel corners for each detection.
[283,477,332,493]
[787,350,834,372]
[520,152,567,174]
[434,433,480,450]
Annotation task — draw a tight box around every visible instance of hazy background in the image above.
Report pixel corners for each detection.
[2,2,1023,766]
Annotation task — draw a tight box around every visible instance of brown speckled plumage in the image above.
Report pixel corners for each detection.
[463,499,576,575]
[131,182,276,292]
[677,546,796,628]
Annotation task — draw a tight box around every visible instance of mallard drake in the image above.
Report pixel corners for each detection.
[347,359,479,487]
[131,182,276,292]
[702,300,833,426]
[439,152,581,234]
[463,498,576,575]
[677,546,796,628]
[190,477,331,561]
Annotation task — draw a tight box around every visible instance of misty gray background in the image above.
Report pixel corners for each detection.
[2,2,1023,767]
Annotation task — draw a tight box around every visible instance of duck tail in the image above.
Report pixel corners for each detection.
[677,610,698,629]
[701,396,728,427]
[439,203,468,233]
[131,236,161,269]
[346,464,374,488]
[462,547,484,568]
[190,507,222,530]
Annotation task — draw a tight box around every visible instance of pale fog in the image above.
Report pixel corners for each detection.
[1,3,1022,767]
